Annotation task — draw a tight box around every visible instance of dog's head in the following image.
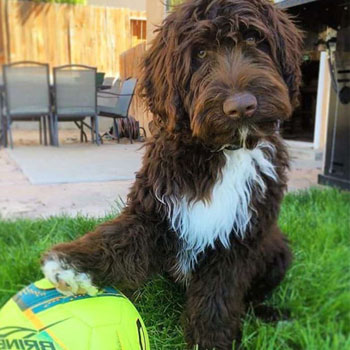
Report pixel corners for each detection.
[139,0,302,149]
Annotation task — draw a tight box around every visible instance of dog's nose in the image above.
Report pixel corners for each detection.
[223,93,257,118]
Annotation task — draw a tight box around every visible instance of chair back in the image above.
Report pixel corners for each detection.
[102,76,117,88]
[115,78,137,117]
[54,65,97,116]
[3,61,50,117]
[96,72,105,89]
[110,79,122,93]
[97,79,121,111]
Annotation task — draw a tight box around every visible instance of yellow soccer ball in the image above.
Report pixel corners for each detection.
[0,279,149,350]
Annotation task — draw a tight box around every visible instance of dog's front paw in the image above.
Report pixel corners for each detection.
[42,254,99,296]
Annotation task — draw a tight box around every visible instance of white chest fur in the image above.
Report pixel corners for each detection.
[164,141,278,277]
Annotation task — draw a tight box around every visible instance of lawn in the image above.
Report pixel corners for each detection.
[0,188,349,349]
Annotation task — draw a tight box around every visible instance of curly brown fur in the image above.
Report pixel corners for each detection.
[42,1,302,349]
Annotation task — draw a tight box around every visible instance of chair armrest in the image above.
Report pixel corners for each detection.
[98,91,134,97]
[98,85,112,91]
[97,91,120,99]
[112,93,135,96]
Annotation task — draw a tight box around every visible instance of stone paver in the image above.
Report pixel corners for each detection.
[0,149,132,218]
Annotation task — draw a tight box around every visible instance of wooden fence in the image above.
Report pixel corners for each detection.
[120,42,152,135]
[0,0,146,77]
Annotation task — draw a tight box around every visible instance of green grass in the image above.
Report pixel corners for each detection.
[0,188,349,349]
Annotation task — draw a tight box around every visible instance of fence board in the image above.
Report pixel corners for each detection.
[120,42,152,135]
[0,0,8,64]
[0,0,146,77]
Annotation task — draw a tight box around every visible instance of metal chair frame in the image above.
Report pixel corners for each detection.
[2,61,52,148]
[97,78,137,144]
[53,64,100,146]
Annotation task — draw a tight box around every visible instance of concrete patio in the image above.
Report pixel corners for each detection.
[0,131,323,219]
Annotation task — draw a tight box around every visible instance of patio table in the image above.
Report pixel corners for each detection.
[0,79,112,147]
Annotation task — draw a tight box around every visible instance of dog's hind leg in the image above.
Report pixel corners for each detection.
[41,208,164,295]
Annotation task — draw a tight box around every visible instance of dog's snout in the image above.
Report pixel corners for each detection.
[223,93,257,118]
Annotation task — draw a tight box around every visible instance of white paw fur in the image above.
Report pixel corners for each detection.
[42,254,99,296]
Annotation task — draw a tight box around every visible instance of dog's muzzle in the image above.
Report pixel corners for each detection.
[212,119,281,152]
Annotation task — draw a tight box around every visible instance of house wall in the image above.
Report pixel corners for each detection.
[146,0,166,45]
[314,51,331,151]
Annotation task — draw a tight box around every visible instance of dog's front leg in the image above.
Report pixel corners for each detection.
[184,259,246,350]
[41,211,158,295]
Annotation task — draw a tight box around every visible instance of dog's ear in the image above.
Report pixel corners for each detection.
[138,15,188,132]
[263,4,303,109]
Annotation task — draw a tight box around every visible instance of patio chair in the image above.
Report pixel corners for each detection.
[97,78,137,144]
[53,64,100,146]
[100,76,119,90]
[2,61,51,148]
[100,78,121,95]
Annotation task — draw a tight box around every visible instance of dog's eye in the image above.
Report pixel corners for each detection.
[245,37,256,45]
[197,50,207,59]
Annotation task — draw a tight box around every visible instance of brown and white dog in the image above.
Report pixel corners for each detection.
[42,0,302,348]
